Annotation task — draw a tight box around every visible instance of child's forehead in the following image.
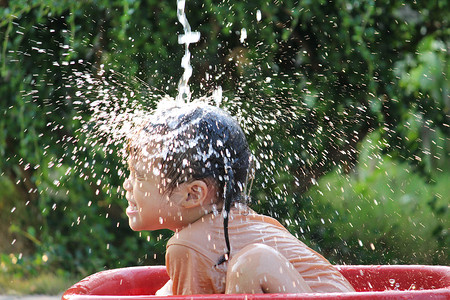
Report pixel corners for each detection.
[127,155,153,171]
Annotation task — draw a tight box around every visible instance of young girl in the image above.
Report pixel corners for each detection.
[123,99,355,295]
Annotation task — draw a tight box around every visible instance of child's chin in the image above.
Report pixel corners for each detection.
[128,220,142,231]
[129,221,157,231]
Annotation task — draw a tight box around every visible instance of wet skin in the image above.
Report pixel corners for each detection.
[123,157,216,232]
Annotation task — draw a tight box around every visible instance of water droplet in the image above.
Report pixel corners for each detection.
[256,10,262,21]
[153,167,161,176]
[240,28,247,43]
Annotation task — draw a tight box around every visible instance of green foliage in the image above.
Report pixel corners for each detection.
[294,131,449,265]
[0,0,448,282]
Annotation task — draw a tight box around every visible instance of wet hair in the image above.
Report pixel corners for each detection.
[128,100,253,264]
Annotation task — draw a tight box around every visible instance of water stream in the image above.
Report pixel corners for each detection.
[175,0,200,103]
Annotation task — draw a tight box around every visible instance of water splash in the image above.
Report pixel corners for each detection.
[176,0,200,103]
[5,2,447,273]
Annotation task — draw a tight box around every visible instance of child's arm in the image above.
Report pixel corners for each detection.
[225,243,313,294]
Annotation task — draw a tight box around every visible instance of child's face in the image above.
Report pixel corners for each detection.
[123,156,186,231]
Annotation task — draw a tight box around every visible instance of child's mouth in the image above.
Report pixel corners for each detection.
[126,201,139,215]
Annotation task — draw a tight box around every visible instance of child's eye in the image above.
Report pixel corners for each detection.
[136,175,146,181]
[134,171,146,181]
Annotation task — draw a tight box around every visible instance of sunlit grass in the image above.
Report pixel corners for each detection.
[0,272,78,296]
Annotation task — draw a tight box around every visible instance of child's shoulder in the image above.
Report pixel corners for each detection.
[166,209,290,255]
[235,209,287,230]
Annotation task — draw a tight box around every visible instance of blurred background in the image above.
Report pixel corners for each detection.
[0,0,448,295]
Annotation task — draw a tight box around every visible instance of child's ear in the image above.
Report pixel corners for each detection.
[181,180,209,209]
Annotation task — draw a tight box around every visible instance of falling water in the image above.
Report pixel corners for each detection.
[175,0,200,103]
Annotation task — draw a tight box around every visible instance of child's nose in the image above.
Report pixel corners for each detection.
[123,178,132,191]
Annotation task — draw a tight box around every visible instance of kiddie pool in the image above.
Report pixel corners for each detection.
[63,265,450,299]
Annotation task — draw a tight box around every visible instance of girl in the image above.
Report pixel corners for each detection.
[123,99,355,295]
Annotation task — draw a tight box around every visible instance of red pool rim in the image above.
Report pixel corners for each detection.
[63,265,450,299]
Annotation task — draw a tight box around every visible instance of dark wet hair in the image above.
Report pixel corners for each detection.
[129,101,252,264]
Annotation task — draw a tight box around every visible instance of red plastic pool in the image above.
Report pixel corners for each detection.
[63,265,450,299]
